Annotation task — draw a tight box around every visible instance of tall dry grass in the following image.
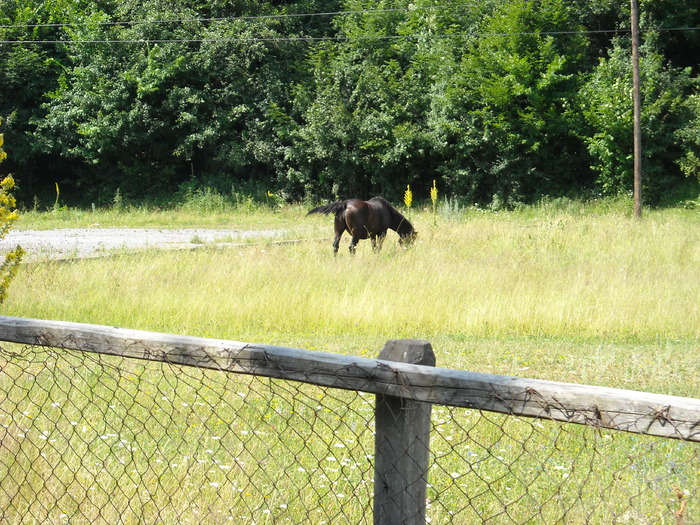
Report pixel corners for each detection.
[2,203,698,395]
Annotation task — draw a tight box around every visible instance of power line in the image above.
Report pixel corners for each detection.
[1,3,698,46]
[1,27,698,46]
[2,3,698,38]
[0,5,461,30]
[0,32,617,46]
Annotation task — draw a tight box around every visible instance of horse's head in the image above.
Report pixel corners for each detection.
[399,229,417,247]
[396,215,416,247]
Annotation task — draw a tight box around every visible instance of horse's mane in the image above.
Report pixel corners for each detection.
[369,196,414,236]
[369,196,393,206]
[369,196,402,215]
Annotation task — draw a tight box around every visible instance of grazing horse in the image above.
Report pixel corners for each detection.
[308,197,416,254]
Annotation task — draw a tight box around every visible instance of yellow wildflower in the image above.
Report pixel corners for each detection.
[430,180,438,206]
[404,185,413,209]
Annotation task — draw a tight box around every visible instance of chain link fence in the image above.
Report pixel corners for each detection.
[1,342,698,524]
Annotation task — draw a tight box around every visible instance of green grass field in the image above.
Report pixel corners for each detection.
[4,199,699,395]
[0,198,698,523]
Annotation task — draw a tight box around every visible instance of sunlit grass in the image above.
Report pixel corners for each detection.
[4,202,698,392]
[0,200,698,523]
[428,407,699,523]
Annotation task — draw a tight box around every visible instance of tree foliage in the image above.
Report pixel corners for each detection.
[429,0,592,205]
[580,35,700,203]
[0,0,698,207]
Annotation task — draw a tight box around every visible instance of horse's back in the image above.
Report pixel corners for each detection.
[341,200,369,235]
[349,198,394,238]
[344,199,367,210]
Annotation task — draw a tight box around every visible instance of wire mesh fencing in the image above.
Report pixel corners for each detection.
[0,342,698,524]
[428,407,698,524]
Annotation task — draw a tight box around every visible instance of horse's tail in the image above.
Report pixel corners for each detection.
[307,201,347,216]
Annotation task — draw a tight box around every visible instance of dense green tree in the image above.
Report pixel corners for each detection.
[0,0,698,206]
[580,35,699,202]
[0,0,79,200]
[286,1,433,199]
[428,0,591,205]
[640,0,700,73]
[6,0,342,204]
[676,92,700,182]
[38,3,211,201]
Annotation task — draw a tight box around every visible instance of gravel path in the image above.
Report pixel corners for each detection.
[0,228,285,260]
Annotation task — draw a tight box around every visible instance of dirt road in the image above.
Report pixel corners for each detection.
[0,228,284,260]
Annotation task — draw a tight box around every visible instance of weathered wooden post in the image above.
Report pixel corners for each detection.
[374,339,435,525]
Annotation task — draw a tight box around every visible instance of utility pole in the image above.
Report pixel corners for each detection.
[631,0,642,220]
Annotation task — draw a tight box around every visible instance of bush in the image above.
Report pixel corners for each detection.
[0,129,24,304]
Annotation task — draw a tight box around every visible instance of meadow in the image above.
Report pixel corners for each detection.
[0,197,698,523]
[4,197,698,396]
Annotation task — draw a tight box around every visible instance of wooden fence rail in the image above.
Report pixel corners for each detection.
[1,316,699,444]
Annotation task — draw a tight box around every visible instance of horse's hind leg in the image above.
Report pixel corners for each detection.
[332,231,343,255]
[332,216,346,255]
[349,234,361,254]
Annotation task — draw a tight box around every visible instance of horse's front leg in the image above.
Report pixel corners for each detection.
[373,232,387,252]
[370,234,384,253]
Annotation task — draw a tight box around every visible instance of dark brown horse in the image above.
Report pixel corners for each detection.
[308,197,416,254]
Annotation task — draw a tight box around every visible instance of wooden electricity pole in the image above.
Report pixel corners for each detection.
[631,0,642,220]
